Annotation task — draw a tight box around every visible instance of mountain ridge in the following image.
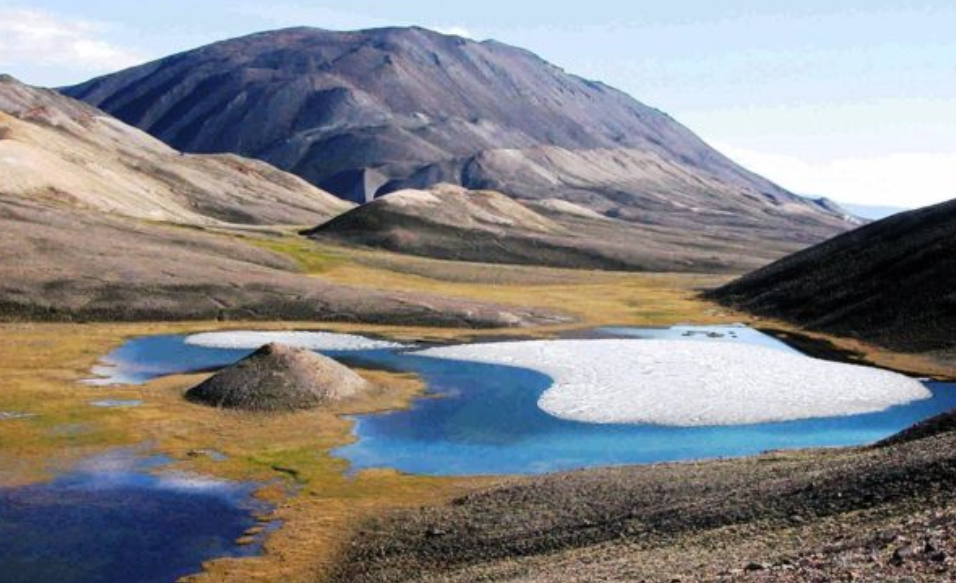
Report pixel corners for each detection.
[61,27,848,217]
[61,25,856,270]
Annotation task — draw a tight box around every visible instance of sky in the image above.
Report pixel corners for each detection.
[1,1,953,208]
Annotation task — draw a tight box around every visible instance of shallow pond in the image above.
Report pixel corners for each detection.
[0,449,268,583]
[87,327,956,476]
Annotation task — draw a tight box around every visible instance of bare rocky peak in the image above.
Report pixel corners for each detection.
[63,27,814,205]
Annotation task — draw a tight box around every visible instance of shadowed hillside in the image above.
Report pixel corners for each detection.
[709,199,956,363]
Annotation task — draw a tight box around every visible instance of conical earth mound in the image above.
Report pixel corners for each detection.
[186,343,370,412]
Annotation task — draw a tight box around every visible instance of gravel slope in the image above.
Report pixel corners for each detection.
[325,421,956,582]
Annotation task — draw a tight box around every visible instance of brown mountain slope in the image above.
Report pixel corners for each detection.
[708,198,956,364]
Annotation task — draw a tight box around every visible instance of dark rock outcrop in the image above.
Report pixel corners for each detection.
[186,343,369,412]
[880,409,956,447]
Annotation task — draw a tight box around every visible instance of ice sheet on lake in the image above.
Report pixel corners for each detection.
[418,340,931,426]
[184,331,404,351]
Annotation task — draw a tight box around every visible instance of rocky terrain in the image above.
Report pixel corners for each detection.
[326,417,956,582]
[0,76,559,327]
[308,183,813,272]
[186,343,370,412]
[62,27,855,268]
[709,198,956,365]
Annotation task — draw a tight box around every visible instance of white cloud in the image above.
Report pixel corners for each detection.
[435,26,475,39]
[714,142,956,208]
[0,9,145,72]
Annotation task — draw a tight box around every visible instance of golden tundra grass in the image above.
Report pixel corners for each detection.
[1,235,950,583]
[0,321,495,582]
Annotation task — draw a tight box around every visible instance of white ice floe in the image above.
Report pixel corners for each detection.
[417,340,931,426]
[184,331,404,351]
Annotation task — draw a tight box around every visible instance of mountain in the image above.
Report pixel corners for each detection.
[308,183,814,272]
[0,75,556,327]
[709,198,956,363]
[62,26,854,266]
[839,202,909,221]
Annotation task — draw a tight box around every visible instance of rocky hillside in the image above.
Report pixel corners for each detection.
[309,183,810,272]
[62,26,854,262]
[709,198,956,362]
[0,76,557,327]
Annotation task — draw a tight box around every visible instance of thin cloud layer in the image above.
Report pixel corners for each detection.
[716,142,956,208]
[0,9,145,72]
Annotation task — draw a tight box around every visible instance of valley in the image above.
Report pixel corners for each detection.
[1,15,953,583]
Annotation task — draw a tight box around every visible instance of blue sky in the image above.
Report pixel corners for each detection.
[1,0,954,207]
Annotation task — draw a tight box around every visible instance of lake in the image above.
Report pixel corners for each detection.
[0,448,268,583]
[86,326,956,476]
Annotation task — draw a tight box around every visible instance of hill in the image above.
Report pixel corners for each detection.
[0,75,556,327]
[186,343,370,412]
[0,74,349,225]
[709,198,956,363]
[309,183,811,272]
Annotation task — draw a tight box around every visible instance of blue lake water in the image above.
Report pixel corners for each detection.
[84,327,956,476]
[0,449,268,583]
